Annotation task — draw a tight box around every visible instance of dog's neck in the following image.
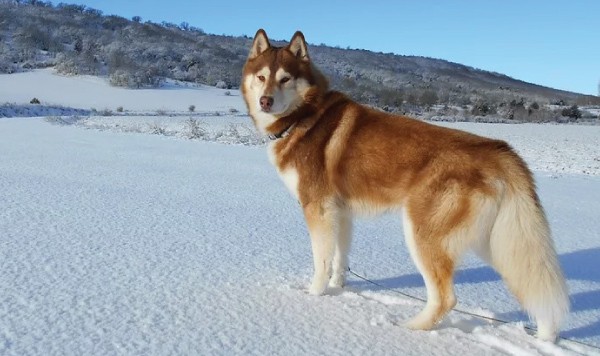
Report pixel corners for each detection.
[267,122,296,140]
[264,89,348,141]
[264,101,316,140]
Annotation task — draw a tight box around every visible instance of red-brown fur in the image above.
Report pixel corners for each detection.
[242,29,568,341]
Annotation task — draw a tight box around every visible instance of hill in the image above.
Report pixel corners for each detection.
[1,1,599,118]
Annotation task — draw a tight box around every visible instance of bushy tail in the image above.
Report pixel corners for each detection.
[488,185,569,342]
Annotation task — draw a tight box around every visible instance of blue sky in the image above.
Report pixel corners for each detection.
[64,0,599,95]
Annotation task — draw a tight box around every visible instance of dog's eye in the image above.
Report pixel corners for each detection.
[257,75,265,82]
[280,77,290,84]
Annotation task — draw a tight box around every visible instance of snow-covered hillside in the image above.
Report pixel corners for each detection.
[1,70,600,355]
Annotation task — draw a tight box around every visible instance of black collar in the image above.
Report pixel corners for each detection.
[267,122,296,141]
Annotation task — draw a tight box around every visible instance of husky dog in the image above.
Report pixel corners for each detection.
[241,29,569,341]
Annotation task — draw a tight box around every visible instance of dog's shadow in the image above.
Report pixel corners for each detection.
[349,247,600,339]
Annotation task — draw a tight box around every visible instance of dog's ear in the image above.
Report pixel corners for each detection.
[248,29,271,59]
[288,31,309,62]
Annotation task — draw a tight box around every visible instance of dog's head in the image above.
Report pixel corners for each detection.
[242,29,327,134]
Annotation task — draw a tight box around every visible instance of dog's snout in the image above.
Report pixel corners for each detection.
[260,96,274,112]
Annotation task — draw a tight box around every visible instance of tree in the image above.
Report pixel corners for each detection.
[419,90,438,109]
[472,101,493,116]
[378,88,403,108]
[74,38,83,54]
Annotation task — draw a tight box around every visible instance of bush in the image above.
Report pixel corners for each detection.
[99,109,113,116]
[0,59,17,74]
[109,70,133,87]
[54,53,79,75]
[116,106,124,113]
[109,68,164,89]
[149,123,167,135]
[184,118,205,139]
[30,97,40,104]
[188,105,195,112]
[561,105,582,120]
[471,102,494,116]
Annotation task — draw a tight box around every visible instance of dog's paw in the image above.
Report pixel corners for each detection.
[308,281,327,296]
[404,312,436,331]
[328,274,346,288]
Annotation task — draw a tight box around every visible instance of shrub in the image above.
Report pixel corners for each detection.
[30,97,40,104]
[149,123,166,135]
[116,106,124,113]
[561,105,582,120]
[0,59,17,74]
[509,105,529,121]
[109,70,132,88]
[184,118,205,139]
[216,80,227,89]
[471,102,494,116]
[99,109,113,116]
[188,105,196,112]
[224,90,231,96]
[54,53,82,76]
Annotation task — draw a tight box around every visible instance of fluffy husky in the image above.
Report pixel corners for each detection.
[241,29,569,341]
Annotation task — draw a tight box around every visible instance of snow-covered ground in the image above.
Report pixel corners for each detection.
[1,70,600,355]
[0,69,246,114]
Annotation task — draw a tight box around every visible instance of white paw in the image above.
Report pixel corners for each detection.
[329,273,346,288]
[308,278,328,296]
[405,312,435,330]
[536,328,557,342]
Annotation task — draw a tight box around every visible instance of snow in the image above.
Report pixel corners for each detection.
[1,70,600,355]
[0,69,245,114]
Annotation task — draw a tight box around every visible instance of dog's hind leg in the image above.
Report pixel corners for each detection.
[330,210,352,288]
[402,208,457,330]
[304,201,338,295]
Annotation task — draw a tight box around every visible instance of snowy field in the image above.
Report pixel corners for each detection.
[1,70,600,355]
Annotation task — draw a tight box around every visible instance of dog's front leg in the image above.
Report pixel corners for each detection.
[330,211,352,288]
[303,202,336,295]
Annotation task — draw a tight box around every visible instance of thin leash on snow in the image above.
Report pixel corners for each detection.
[347,267,600,351]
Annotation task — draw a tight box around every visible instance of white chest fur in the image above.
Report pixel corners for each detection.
[268,143,300,200]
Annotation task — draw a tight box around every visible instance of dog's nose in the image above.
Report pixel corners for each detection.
[260,96,274,112]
